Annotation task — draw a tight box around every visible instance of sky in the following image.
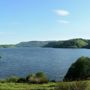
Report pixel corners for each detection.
[0,0,90,44]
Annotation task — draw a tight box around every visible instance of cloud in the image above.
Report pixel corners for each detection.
[54,9,70,16]
[57,20,70,24]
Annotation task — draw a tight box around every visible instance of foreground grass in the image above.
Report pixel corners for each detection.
[0,81,90,90]
[0,82,56,90]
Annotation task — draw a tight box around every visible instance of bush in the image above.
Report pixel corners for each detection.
[0,80,6,83]
[55,81,87,90]
[17,78,26,83]
[6,76,19,83]
[26,72,48,84]
[50,80,56,82]
[64,56,90,81]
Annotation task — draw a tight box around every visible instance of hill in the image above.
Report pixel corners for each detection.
[44,38,89,48]
[1,38,90,49]
[16,41,50,47]
[16,38,90,49]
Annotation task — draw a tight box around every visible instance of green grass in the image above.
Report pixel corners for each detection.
[0,81,89,90]
[0,82,56,90]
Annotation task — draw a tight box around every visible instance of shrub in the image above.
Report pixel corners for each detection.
[17,78,26,83]
[0,80,6,83]
[26,72,48,84]
[55,81,87,90]
[6,76,19,83]
[64,56,90,81]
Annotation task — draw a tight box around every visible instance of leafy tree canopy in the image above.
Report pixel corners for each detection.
[64,56,90,81]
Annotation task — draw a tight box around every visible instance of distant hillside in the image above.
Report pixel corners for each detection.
[0,45,16,48]
[16,41,50,47]
[16,38,90,49]
[44,38,89,48]
[44,38,90,48]
[1,38,90,49]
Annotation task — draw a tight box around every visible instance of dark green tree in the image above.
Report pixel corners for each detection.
[64,56,90,81]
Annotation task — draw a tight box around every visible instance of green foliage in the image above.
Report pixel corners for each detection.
[0,82,56,90]
[0,72,48,84]
[0,78,89,90]
[0,81,88,90]
[45,38,89,48]
[17,78,26,83]
[26,72,48,84]
[6,76,19,83]
[36,72,47,78]
[64,56,90,81]
[56,81,87,90]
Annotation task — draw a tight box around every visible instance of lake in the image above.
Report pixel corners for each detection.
[0,47,90,81]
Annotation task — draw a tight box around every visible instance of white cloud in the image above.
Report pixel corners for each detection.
[54,9,70,16]
[57,20,70,24]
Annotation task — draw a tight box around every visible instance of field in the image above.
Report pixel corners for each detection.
[0,82,55,90]
[0,81,90,90]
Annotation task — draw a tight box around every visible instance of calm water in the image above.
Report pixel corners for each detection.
[0,47,90,81]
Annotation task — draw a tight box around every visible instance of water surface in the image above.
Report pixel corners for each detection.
[0,47,90,81]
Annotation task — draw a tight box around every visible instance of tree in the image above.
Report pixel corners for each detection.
[26,72,48,84]
[64,56,90,81]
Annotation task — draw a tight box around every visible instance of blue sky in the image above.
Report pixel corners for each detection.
[0,0,90,44]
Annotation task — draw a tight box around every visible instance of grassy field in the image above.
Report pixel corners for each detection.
[0,81,90,90]
[0,82,56,90]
